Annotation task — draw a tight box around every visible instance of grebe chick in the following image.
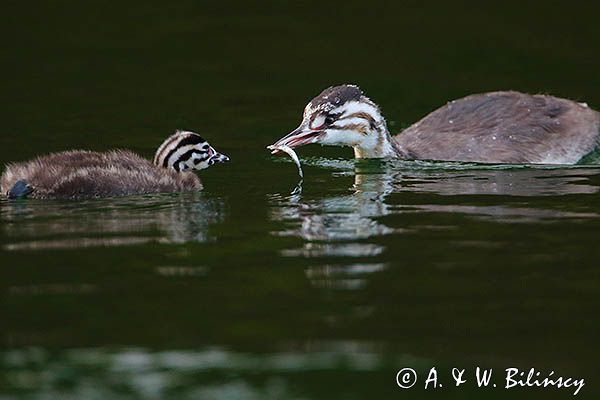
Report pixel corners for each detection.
[1,130,229,200]
[270,85,600,164]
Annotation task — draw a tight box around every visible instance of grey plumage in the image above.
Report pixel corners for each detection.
[396,91,600,164]
[1,131,228,200]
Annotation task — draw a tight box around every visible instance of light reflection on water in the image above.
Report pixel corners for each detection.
[303,157,600,196]
[1,192,226,250]
[281,243,385,258]
[3,159,600,399]
[305,263,387,290]
[393,204,598,223]
[269,159,600,254]
[3,160,598,254]
[2,346,429,400]
[255,160,600,312]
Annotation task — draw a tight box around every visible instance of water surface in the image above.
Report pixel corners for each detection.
[1,1,599,399]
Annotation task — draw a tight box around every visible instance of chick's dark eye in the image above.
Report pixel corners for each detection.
[325,115,335,125]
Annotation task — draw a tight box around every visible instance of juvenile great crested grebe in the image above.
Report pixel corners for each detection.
[1,130,229,199]
[270,85,600,164]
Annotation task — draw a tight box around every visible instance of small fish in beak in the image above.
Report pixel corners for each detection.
[267,144,303,179]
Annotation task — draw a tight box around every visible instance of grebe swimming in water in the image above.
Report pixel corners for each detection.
[270,85,599,164]
[1,130,229,199]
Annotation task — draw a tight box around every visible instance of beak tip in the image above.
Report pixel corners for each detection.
[267,144,281,155]
[212,153,230,164]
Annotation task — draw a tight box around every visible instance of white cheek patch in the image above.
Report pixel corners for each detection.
[332,117,367,128]
[358,133,379,150]
[310,115,326,129]
[320,129,365,146]
[195,161,210,170]
[187,158,198,170]
[191,154,210,170]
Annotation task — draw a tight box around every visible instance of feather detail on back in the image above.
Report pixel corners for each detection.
[1,150,202,199]
[396,91,600,164]
[1,131,228,199]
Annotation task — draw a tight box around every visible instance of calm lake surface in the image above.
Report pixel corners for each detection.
[1,2,599,399]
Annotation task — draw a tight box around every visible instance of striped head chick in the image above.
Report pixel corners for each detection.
[270,84,398,158]
[154,130,229,172]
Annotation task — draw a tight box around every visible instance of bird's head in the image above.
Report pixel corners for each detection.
[270,84,396,158]
[154,130,229,172]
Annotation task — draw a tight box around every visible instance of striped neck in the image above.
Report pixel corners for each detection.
[352,120,400,158]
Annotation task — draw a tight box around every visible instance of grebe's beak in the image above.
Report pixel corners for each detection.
[268,125,322,155]
[209,150,230,165]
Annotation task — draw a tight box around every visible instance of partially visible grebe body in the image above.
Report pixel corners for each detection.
[396,91,599,164]
[271,85,600,164]
[1,131,229,199]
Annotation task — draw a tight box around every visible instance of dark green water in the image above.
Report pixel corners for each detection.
[1,2,599,399]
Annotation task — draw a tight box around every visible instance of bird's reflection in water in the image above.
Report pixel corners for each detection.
[271,161,600,243]
[269,168,399,243]
[271,160,600,288]
[382,162,600,221]
[387,163,600,196]
[281,243,385,258]
[305,263,388,290]
[1,192,226,250]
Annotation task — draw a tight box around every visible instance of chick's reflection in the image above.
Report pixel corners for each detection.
[1,193,225,250]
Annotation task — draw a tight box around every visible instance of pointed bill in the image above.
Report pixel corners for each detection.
[268,126,322,155]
